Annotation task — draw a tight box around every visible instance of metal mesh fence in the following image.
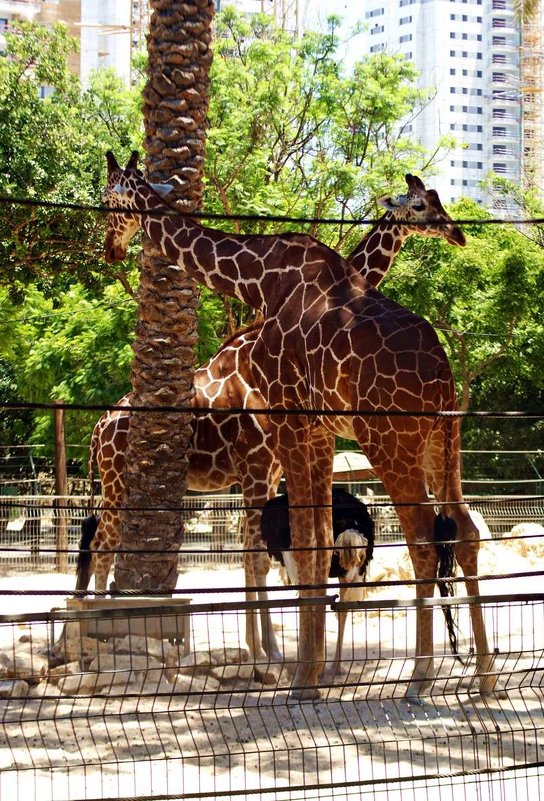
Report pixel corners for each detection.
[0,590,543,801]
[0,492,542,574]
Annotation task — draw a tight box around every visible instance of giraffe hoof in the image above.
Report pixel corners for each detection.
[405,679,433,700]
[288,686,322,702]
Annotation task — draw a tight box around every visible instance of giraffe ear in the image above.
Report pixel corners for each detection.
[106,151,120,174]
[149,182,175,198]
[378,194,407,210]
[127,150,139,170]
[405,173,426,191]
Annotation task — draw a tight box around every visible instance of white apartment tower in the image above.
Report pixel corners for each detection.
[357,0,544,205]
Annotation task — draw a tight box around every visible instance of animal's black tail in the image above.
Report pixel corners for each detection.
[75,514,98,592]
[434,513,464,662]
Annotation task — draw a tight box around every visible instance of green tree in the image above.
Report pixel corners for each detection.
[204,9,453,331]
[379,198,544,484]
[0,21,142,296]
[384,198,544,411]
[0,284,135,455]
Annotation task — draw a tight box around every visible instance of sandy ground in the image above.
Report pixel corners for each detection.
[0,531,543,801]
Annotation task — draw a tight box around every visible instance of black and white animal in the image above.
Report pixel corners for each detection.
[261,486,375,677]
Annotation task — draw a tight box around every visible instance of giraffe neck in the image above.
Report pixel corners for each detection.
[347,213,411,288]
[137,184,306,313]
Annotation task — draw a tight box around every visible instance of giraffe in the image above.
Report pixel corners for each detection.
[79,322,284,670]
[90,170,463,672]
[102,151,495,699]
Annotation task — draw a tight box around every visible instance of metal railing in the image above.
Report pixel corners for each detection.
[0,492,542,574]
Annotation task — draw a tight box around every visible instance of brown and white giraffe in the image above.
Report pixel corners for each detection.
[89,171,463,672]
[79,322,283,670]
[102,152,495,699]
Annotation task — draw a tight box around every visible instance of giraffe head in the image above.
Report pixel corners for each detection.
[103,151,174,263]
[378,174,466,247]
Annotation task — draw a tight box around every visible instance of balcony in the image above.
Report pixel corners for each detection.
[492,146,519,159]
[0,1,42,19]
[491,34,519,51]
[492,109,520,123]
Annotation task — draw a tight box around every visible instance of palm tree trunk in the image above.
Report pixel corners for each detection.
[114,0,215,592]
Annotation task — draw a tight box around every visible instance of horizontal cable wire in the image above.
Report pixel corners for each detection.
[1,399,542,418]
[0,572,543,598]
[3,494,544,512]
[1,193,544,227]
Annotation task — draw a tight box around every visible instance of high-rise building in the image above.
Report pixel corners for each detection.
[356,0,544,205]
[0,1,148,85]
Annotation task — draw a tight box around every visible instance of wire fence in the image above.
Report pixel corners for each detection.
[1,591,544,801]
[0,491,543,574]
[1,186,543,797]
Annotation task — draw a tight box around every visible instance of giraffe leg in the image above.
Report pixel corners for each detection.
[322,580,367,680]
[309,427,335,682]
[429,418,497,695]
[241,464,283,680]
[91,510,119,593]
[450,508,497,694]
[355,428,440,699]
[273,422,331,701]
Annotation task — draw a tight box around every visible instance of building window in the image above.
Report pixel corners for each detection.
[371,24,385,34]
[492,126,507,136]
[493,73,506,83]
[399,34,412,43]
[400,16,412,24]
[399,0,416,6]
[493,18,506,28]
[370,43,385,53]
[365,7,384,18]
[493,163,508,173]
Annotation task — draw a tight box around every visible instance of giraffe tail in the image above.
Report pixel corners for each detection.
[88,425,99,514]
[434,513,465,664]
[75,513,98,592]
[77,427,100,592]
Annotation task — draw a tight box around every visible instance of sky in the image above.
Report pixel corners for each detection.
[303,0,365,66]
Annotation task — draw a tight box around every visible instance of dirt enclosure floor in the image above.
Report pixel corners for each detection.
[0,534,543,801]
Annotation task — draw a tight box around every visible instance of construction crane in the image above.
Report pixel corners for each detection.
[519,1,543,190]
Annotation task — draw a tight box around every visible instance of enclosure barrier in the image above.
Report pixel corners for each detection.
[0,492,543,573]
[0,591,543,801]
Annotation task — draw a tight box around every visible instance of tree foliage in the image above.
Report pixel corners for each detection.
[0,21,143,298]
[0,14,542,475]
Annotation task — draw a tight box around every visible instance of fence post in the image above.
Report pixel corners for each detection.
[54,401,68,573]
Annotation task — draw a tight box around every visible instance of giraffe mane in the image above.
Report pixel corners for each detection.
[216,317,264,353]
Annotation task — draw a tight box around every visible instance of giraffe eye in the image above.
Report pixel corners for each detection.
[411,202,425,212]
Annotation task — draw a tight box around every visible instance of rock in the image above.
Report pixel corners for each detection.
[0,653,11,678]
[211,663,255,684]
[0,679,29,698]
[46,661,83,685]
[56,636,114,664]
[210,647,248,665]
[4,644,48,684]
[164,671,221,693]
[113,635,168,662]
[58,673,99,695]
[58,654,164,696]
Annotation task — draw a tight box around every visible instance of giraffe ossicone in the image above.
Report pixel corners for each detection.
[102,151,496,699]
